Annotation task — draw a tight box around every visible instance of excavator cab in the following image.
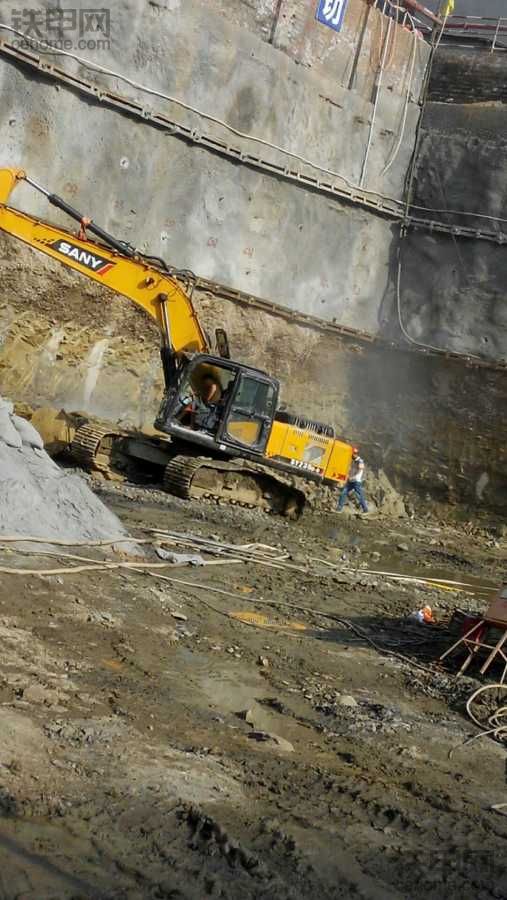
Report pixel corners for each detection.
[155,354,279,458]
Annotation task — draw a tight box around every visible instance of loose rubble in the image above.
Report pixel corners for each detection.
[0,460,504,898]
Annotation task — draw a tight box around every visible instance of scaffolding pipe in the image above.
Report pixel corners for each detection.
[492,18,502,52]
[445,21,507,33]
[359,14,393,188]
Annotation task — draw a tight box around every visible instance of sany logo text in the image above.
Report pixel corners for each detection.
[49,239,115,275]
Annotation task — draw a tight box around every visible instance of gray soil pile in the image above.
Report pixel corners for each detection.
[0,396,130,542]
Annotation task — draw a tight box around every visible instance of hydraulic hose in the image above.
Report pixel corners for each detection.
[24,175,137,257]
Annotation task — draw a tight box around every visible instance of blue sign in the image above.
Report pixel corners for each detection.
[315,0,349,33]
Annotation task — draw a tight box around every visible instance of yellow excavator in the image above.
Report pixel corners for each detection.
[0,167,353,516]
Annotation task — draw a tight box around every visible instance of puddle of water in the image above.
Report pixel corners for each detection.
[326,527,361,547]
[200,667,265,714]
[361,555,497,601]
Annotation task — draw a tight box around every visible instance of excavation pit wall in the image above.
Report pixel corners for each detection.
[1,234,506,516]
[1,2,506,514]
[0,0,428,333]
[393,46,507,359]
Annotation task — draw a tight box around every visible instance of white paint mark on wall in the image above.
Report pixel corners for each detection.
[41,327,65,365]
[476,471,489,501]
[82,339,109,407]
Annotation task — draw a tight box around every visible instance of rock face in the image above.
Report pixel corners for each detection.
[0,9,506,514]
[366,470,408,518]
[387,48,507,360]
[0,397,130,544]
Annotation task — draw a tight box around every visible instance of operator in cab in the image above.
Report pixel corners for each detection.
[177,375,228,434]
[192,375,222,431]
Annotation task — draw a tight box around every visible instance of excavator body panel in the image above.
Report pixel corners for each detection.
[0,168,25,204]
[266,420,352,485]
[156,354,352,486]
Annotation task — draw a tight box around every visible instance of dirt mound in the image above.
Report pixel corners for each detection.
[0,396,132,544]
[367,468,408,517]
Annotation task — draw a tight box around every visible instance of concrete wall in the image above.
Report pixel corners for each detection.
[0,0,428,331]
[429,49,507,102]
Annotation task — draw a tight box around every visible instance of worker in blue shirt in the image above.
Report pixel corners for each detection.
[337,447,368,513]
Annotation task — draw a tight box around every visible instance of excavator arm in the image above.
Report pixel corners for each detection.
[0,168,208,357]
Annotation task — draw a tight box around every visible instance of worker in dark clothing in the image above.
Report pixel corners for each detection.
[192,376,223,432]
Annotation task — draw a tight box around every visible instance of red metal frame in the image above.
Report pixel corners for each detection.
[402,0,441,27]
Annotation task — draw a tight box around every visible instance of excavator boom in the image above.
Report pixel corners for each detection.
[0,168,207,355]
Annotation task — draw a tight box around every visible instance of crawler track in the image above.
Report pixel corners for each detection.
[163,455,305,517]
[70,426,306,517]
[71,424,119,476]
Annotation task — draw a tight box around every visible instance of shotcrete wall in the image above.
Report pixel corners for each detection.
[0,0,428,330]
[386,46,507,360]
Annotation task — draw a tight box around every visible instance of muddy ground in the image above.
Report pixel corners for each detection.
[0,482,506,900]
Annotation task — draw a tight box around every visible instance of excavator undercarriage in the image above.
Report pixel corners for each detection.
[68,418,307,517]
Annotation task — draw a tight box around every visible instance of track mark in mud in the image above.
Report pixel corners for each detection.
[185,806,264,874]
